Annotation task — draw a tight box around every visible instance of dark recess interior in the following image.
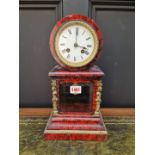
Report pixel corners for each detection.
[59,82,92,112]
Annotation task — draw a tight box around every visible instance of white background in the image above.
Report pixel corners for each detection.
[0,0,155,154]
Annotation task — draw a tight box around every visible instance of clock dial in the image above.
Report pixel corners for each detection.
[54,21,99,67]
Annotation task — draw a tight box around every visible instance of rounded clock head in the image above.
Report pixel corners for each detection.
[49,14,103,70]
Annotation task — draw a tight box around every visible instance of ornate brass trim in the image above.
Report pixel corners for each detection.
[54,20,99,67]
[94,80,103,115]
[44,129,107,135]
[51,80,58,114]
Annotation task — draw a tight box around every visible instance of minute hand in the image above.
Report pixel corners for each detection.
[75,27,78,44]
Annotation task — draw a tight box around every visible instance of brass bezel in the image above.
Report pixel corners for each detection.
[54,21,99,67]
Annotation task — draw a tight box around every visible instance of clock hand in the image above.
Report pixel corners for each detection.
[75,27,78,45]
[77,45,87,49]
[75,35,77,44]
[74,43,88,49]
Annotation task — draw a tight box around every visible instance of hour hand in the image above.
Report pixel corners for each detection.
[74,43,87,49]
[78,45,87,49]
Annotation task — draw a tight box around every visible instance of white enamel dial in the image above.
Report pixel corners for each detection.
[54,21,99,67]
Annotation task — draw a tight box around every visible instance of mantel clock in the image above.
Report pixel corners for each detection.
[44,14,108,141]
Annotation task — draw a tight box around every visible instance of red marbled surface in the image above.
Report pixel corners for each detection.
[48,65,104,79]
[44,133,107,141]
[44,113,107,141]
[51,117,101,124]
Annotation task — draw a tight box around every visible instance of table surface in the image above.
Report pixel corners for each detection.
[20,116,135,155]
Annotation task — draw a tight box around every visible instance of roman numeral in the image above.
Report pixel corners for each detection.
[87,45,92,48]
[62,35,67,38]
[86,37,91,41]
[85,51,89,55]
[60,43,65,46]
[68,29,72,34]
[74,56,76,61]
[82,30,85,35]
[67,54,70,59]
[62,49,66,53]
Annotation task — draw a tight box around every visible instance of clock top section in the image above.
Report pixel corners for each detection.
[48,65,104,78]
[49,14,103,71]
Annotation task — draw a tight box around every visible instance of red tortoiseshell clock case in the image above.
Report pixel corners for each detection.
[44,14,107,141]
[49,14,103,71]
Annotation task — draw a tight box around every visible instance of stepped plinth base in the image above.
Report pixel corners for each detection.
[44,112,108,141]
